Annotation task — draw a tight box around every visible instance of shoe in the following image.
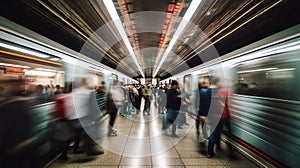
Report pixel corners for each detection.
[108,131,118,136]
[171,134,179,138]
[86,147,104,155]
[216,146,223,152]
[58,154,68,160]
[177,126,183,129]
[184,123,190,125]
[207,153,214,158]
[73,147,84,154]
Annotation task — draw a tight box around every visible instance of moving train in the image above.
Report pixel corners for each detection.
[0,17,136,167]
[163,24,300,168]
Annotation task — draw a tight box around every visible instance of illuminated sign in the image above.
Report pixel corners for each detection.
[3,66,24,74]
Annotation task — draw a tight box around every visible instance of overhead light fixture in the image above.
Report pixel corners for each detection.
[89,65,112,74]
[0,41,49,58]
[224,39,300,68]
[49,57,61,61]
[25,70,56,76]
[153,0,203,77]
[191,69,208,75]
[102,0,144,77]
[35,68,57,72]
[237,68,278,74]
[0,62,30,69]
[268,68,295,72]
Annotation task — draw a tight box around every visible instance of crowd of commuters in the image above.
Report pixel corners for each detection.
[51,77,234,160]
[0,76,235,163]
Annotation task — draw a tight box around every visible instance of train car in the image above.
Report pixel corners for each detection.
[0,17,135,167]
[164,24,300,168]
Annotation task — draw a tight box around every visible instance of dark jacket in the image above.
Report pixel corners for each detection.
[198,88,219,116]
[166,88,181,110]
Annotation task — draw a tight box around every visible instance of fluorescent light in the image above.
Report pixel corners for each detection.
[191,69,208,75]
[268,68,295,72]
[0,62,30,68]
[25,70,56,76]
[35,68,57,72]
[62,57,77,65]
[153,0,203,77]
[0,42,49,58]
[225,39,300,68]
[102,69,112,74]
[49,57,61,61]
[89,65,112,74]
[102,0,144,77]
[237,68,277,74]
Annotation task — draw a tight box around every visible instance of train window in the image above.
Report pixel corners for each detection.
[183,75,191,94]
[235,61,299,101]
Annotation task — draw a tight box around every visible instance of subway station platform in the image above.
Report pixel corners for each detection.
[47,104,258,168]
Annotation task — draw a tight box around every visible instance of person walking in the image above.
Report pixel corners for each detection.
[163,80,181,138]
[142,83,152,115]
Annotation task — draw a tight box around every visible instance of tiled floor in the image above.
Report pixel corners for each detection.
[47,103,258,168]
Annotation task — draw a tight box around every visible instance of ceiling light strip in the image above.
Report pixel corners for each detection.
[188,0,283,61]
[0,42,49,59]
[102,0,144,77]
[153,0,203,77]
[37,0,89,40]
[180,0,255,61]
[0,50,62,66]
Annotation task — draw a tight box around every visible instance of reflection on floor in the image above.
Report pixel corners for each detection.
[47,103,258,168]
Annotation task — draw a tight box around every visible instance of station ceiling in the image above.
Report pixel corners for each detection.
[1,0,299,79]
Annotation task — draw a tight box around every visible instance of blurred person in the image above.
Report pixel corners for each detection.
[70,78,104,155]
[120,83,128,117]
[142,83,152,115]
[127,84,139,117]
[163,80,181,138]
[95,81,107,113]
[177,84,191,129]
[195,80,209,140]
[106,80,124,136]
[52,83,85,160]
[54,84,62,95]
[0,79,38,167]
[152,84,158,107]
[44,84,51,101]
[157,84,167,114]
[197,76,224,158]
[134,84,143,114]
[32,84,46,103]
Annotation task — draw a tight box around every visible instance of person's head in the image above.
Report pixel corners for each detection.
[44,84,50,89]
[55,84,60,90]
[171,80,179,89]
[99,81,106,89]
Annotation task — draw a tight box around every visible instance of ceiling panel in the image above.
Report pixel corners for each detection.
[1,0,299,78]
